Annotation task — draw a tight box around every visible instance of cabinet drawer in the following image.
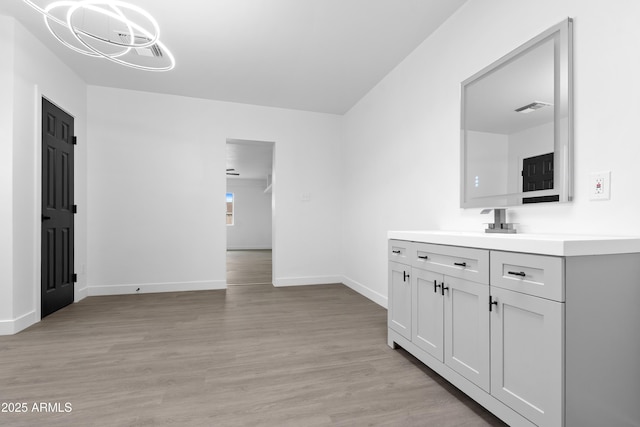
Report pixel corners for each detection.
[490,251,564,302]
[389,240,412,264]
[412,243,489,284]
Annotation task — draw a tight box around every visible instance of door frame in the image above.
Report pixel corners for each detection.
[33,89,80,321]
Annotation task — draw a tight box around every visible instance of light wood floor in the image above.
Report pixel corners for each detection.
[0,285,507,427]
[227,250,272,285]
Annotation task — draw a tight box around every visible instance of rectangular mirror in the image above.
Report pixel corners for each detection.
[461,18,573,208]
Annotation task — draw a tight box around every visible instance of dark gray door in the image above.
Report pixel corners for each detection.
[522,152,559,204]
[41,98,74,317]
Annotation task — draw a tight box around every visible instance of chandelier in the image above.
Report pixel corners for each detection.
[20,0,175,72]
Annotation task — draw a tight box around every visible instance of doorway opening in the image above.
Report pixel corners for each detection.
[225,139,274,286]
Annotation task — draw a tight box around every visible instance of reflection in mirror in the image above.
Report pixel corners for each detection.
[461,19,573,208]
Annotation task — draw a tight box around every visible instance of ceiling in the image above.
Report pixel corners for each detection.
[465,37,555,135]
[226,139,273,181]
[1,0,467,115]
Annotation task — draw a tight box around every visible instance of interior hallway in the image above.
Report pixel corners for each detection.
[226,249,272,285]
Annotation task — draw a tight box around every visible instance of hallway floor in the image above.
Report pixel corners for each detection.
[226,249,272,285]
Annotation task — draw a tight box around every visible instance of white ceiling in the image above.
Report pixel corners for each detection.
[465,37,555,135]
[226,139,273,181]
[1,0,467,115]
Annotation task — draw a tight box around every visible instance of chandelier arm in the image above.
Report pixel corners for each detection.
[67,1,160,48]
[45,1,133,58]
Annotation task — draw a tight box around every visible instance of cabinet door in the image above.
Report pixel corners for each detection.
[388,261,412,340]
[412,268,444,361]
[490,287,563,427]
[444,276,490,392]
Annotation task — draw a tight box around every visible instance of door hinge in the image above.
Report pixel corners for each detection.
[72,136,77,145]
[72,273,77,283]
[72,205,78,214]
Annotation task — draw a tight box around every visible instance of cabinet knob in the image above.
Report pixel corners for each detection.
[454,262,467,267]
[489,295,498,312]
[403,271,410,282]
[441,283,449,296]
[392,250,401,254]
[508,271,526,277]
[418,255,428,260]
[433,280,441,293]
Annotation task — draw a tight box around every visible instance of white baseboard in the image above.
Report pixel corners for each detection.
[342,276,388,308]
[88,280,226,296]
[272,276,388,310]
[273,275,343,287]
[75,285,88,302]
[0,311,37,336]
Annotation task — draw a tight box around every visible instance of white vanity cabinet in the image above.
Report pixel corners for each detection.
[388,231,640,427]
[388,240,412,340]
[489,286,563,426]
[489,251,564,427]
[411,242,490,391]
[411,267,444,360]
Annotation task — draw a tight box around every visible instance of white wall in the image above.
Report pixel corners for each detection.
[0,16,87,334]
[87,86,342,294]
[226,179,272,250]
[0,17,16,328]
[465,130,508,200]
[341,0,640,306]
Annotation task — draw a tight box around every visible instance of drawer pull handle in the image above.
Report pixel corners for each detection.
[508,271,526,277]
[433,280,441,293]
[403,271,410,282]
[418,255,429,260]
[454,262,467,267]
[489,295,498,312]
[392,250,401,254]
[441,283,449,296]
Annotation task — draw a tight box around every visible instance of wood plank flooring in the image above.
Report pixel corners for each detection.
[0,284,507,427]
[227,250,272,285]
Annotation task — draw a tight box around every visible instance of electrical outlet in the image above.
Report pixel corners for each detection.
[590,171,611,200]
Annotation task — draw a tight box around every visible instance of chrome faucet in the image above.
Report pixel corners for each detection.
[481,208,517,234]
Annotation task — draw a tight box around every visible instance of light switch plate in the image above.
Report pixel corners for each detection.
[590,171,610,200]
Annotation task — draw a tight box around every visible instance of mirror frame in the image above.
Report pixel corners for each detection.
[460,18,573,208]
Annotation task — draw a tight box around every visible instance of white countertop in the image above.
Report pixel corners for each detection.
[388,230,640,256]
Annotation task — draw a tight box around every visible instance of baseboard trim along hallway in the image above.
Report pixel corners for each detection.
[87,280,226,296]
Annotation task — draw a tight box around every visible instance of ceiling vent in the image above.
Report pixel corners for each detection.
[514,101,552,114]
[117,32,164,58]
